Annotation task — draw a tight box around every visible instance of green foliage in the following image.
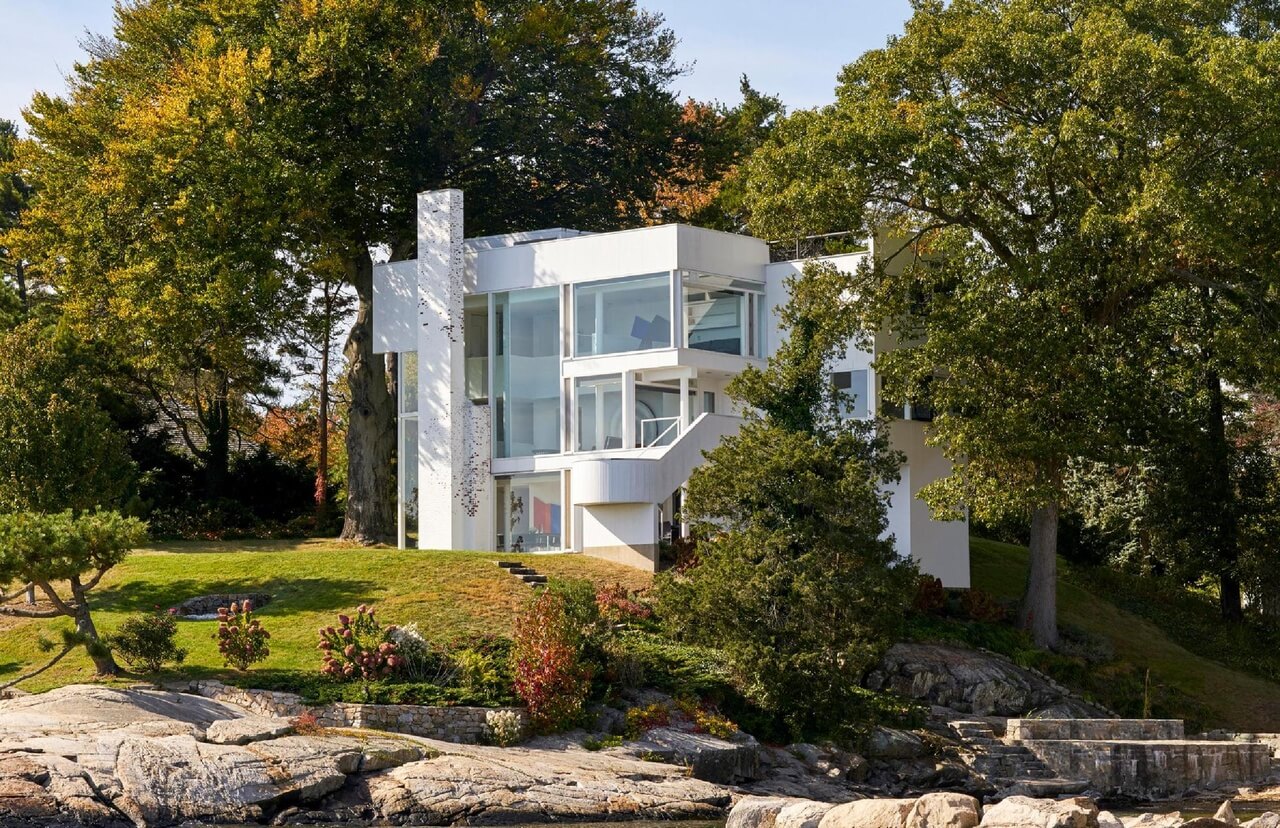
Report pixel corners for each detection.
[743,0,1280,637]
[0,322,135,514]
[109,610,187,674]
[656,264,915,740]
[0,510,145,586]
[215,599,271,672]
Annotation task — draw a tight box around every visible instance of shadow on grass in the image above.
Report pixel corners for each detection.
[143,538,367,555]
[90,576,378,615]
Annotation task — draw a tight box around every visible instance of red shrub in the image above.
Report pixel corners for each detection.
[961,588,1008,623]
[912,576,947,615]
[595,582,653,624]
[512,590,593,733]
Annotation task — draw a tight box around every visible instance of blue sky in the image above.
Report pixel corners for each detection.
[0,1,912,125]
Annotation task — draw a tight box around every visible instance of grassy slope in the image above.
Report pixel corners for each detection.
[971,537,1280,730]
[0,540,651,693]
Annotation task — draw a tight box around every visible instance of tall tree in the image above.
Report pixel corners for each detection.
[0,118,33,315]
[13,0,687,543]
[639,77,784,231]
[744,0,1280,644]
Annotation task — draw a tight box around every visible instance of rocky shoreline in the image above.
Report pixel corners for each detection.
[2,642,1277,828]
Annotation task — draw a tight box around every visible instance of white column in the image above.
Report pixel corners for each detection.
[416,189,465,549]
[679,375,690,431]
[622,370,636,449]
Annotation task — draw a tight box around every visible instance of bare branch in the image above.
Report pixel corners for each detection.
[35,581,77,617]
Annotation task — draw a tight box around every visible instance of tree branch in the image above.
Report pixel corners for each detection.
[35,581,77,617]
[79,567,111,593]
[0,605,61,618]
[0,582,34,604]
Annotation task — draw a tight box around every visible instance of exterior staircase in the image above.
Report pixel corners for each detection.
[497,560,547,587]
[949,720,1089,800]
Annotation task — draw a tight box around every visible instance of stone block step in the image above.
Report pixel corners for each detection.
[509,567,538,576]
[521,575,548,584]
[496,561,525,569]
[993,778,1091,798]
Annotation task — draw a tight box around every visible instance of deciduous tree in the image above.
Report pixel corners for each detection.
[744,0,1280,642]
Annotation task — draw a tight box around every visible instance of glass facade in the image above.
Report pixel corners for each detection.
[682,274,766,357]
[574,273,671,356]
[575,375,624,451]
[833,369,869,420]
[496,473,562,551]
[635,384,684,447]
[494,288,560,457]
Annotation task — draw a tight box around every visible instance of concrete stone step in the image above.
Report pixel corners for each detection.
[509,567,539,576]
[521,574,548,584]
[992,778,1091,799]
[496,561,525,569]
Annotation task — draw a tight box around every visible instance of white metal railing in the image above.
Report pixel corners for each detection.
[640,416,680,448]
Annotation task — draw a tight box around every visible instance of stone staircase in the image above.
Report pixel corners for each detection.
[496,560,548,587]
[949,720,1089,800]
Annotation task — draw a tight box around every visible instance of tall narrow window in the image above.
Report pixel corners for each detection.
[493,288,560,457]
[463,298,488,403]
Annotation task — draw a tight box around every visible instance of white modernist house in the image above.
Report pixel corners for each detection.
[371,190,970,587]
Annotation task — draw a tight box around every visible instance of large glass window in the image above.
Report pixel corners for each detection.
[496,473,562,552]
[635,384,684,447]
[494,288,561,457]
[574,274,671,356]
[575,375,624,451]
[682,274,766,357]
[833,369,869,420]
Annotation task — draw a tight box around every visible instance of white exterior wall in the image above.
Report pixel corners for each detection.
[581,503,660,569]
[416,190,467,549]
[890,419,971,587]
[370,191,970,587]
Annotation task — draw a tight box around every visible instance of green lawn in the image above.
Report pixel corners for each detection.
[971,537,1280,731]
[0,539,652,693]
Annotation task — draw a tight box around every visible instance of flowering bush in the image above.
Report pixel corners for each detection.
[216,600,270,671]
[110,608,187,674]
[484,709,524,747]
[318,604,403,681]
[595,582,653,625]
[388,622,448,682]
[512,590,593,733]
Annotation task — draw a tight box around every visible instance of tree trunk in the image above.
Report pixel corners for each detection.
[1205,362,1244,622]
[339,250,397,544]
[71,580,117,676]
[201,375,232,500]
[315,281,332,521]
[14,260,27,308]
[1020,501,1060,648]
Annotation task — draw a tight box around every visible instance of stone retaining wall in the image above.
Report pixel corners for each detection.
[177,680,526,744]
[1019,739,1273,799]
[1008,718,1184,741]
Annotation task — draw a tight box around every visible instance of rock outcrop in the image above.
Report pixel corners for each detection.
[867,643,1111,718]
[0,685,731,827]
